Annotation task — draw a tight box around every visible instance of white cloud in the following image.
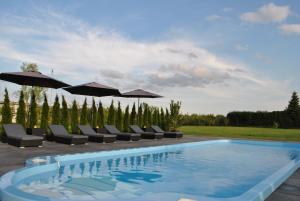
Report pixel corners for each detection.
[235,44,248,51]
[205,15,222,21]
[240,3,290,23]
[0,11,291,113]
[279,24,300,34]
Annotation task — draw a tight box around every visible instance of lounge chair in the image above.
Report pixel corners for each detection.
[104,125,141,141]
[3,124,43,147]
[129,125,163,139]
[149,125,183,138]
[49,125,88,145]
[78,125,116,143]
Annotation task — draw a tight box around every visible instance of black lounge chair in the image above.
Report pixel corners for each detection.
[49,125,88,145]
[149,125,183,138]
[78,125,116,143]
[129,125,163,139]
[3,124,43,147]
[104,125,141,141]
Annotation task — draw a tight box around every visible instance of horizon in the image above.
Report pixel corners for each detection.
[0,0,299,114]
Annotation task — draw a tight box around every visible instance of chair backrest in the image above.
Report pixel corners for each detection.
[151,125,164,133]
[49,125,69,136]
[78,125,96,135]
[104,125,120,134]
[130,125,144,133]
[3,124,27,137]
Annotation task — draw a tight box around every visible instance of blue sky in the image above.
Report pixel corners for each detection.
[0,0,299,114]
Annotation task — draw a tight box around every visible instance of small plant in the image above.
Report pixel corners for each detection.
[16,91,26,127]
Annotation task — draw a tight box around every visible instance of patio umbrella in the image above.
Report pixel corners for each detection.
[0,71,69,89]
[0,70,70,127]
[63,82,121,126]
[120,89,162,108]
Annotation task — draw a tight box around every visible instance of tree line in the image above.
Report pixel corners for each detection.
[179,91,300,129]
[0,88,182,137]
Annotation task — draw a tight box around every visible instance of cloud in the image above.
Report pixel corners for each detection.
[223,7,233,12]
[279,24,300,34]
[0,10,291,113]
[240,3,290,23]
[235,44,248,51]
[205,15,222,21]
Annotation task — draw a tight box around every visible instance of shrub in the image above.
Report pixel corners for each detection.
[115,101,122,130]
[123,105,130,132]
[80,98,88,125]
[1,89,12,132]
[51,95,60,125]
[16,91,26,127]
[107,100,115,125]
[97,101,105,128]
[130,103,136,125]
[61,96,69,130]
[40,94,49,130]
[28,91,37,128]
[71,100,79,134]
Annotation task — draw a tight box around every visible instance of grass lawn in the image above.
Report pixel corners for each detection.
[180,126,300,142]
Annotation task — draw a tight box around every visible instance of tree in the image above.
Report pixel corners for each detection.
[61,96,69,130]
[1,89,12,129]
[71,100,79,134]
[123,105,130,132]
[115,101,123,130]
[138,104,143,127]
[19,63,47,104]
[16,91,26,127]
[129,103,136,125]
[52,95,60,124]
[107,100,115,125]
[80,98,88,125]
[97,101,105,128]
[40,94,49,130]
[142,103,148,128]
[147,107,152,127]
[165,108,170,131]
[286,91,300,127]
[28,91,37,128]
[91,98,97,128]
[160,108,165,129]
[169,100,182,131]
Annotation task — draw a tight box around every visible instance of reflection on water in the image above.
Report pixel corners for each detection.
[17,143,300,201]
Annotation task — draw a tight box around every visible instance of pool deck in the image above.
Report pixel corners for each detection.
[0,135,299,201]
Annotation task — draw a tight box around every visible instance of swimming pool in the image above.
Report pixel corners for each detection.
[1,139,300,201]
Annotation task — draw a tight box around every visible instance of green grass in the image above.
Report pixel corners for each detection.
[180,126,300,142]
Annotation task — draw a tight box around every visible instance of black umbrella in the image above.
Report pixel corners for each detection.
[63,82,121,97]
[63,82,121,127]
[0,70,70,128]
[120,89,162,108]
[0,71,69,88]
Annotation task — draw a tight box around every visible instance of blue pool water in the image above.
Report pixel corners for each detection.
[1,140,300,201]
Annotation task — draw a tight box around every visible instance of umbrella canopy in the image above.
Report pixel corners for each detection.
[121,89,162,98]
[0,71,69,88]
[63,82,121,97]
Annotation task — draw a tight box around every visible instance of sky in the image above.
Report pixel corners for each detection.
[0,0,299,114]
